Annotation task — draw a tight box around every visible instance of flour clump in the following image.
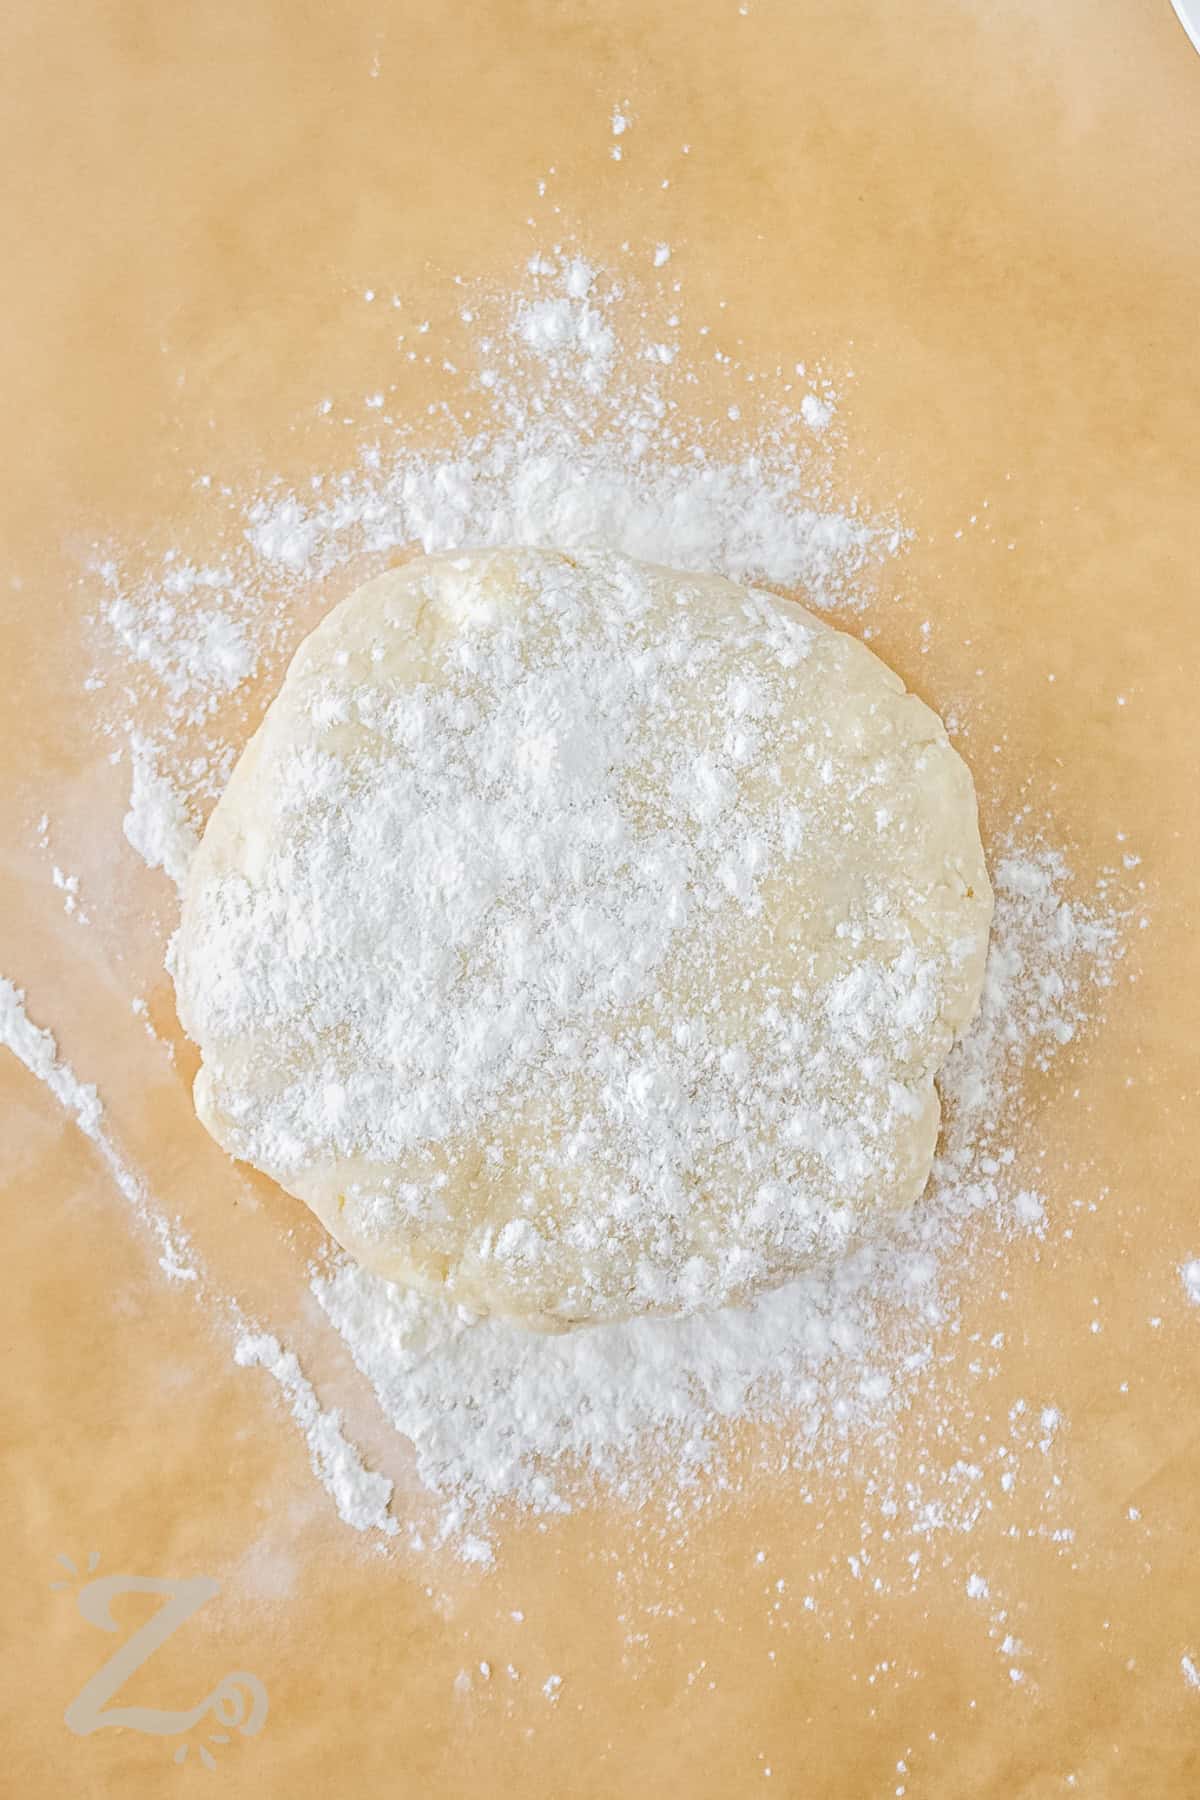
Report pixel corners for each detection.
[173,548,992,1328]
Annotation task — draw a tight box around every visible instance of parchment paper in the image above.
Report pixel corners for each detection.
[3,2,1199,1793]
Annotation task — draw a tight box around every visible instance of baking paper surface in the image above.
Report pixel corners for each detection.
[3,2,1199,1793]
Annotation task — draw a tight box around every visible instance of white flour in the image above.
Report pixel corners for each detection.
[0,977,196,1286]
[0,977,394,1537]
[233,1332,397,1535]
[94,255,888,738]
[308,844,1119,1546]
[122,736,198,886]
[95,253,893,894]
[100,566,255,710]
[15,229,1139,1572]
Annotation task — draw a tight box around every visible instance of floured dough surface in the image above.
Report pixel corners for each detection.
[174,548,992,1328]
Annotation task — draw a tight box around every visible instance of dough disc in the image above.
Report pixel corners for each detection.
[174,548,992,1329]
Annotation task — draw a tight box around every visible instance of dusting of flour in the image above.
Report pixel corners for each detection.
[233,1332,397,1535]
[306,843,1120,1551]
[0,978,395,1537]
[92,250,896,875]
[0,978,196,1286]
[16,230,1135,1574]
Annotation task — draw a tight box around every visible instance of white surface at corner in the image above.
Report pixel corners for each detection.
[1171,0,1200,56]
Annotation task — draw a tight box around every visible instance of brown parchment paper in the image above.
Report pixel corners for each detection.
[3,1,1199,1794]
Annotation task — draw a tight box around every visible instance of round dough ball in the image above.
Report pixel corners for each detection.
[174,548,992,1329]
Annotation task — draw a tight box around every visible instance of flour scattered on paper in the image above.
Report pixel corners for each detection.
[234,1332,397,1536]
[91,247,890,896]
[0,978,392,1538]
[122,736,198,887]
[34,221,1141,1589]
[0,978,196,1286]
[307,843,1121,1546]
